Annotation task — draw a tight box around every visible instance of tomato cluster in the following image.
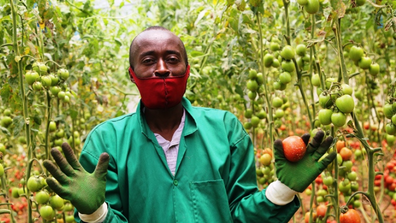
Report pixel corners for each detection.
[255,148,275,189]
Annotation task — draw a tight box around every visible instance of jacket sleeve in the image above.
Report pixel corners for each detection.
[224,112,300,223]
[73,126,129,223]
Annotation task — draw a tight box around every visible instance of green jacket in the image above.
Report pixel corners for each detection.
[75,98,299,223]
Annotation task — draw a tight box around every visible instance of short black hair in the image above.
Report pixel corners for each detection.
[129,26,188,69]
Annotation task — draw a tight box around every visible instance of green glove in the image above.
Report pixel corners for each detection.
[273,130,336,192]
[43,142,110,214]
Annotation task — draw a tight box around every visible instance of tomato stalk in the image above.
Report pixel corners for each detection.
[44,90,52,160]
[9,0,32,160]
[282,0,291,43]
[0,175,16,223]
[308,181,315,223]
[256,13,274,152]
[352,113,384,222]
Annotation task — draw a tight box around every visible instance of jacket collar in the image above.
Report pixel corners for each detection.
[137,97,197,138]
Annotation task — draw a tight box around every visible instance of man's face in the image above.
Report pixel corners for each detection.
[130,30,187,80]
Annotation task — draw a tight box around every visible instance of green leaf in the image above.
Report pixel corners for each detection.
[69,109,78,120]
[13,116,24,137]
[0,126,10,136]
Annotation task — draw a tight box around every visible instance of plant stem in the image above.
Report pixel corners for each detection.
[45,90,52,160]
[309,181,315,223]
[257,14,274,152]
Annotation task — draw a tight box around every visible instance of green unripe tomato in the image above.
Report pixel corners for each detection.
[296,44,307,56]
[32,81,43,91]
[248,91,257,100]
[49,121,57,132]
[251,116,260,128]
[281,60,295,72]
[248,69,257,79]
[40,205,55,221]
[358,56,372,70]
[305,0,319,14]
[245,109,253,119]
[244,122,252,130]
[41,75,52,88]
[35,190,50,204]
[11,187,20,198]
[369,63,380,75]
[63,203,74,212]
[383,103,394,119]
[271,59,280,68]
[274,108,284,118]
[280,46,295,60]
[264,54,274,67]
[318,109,333,125]
[247,80,259,92]
[58,91,66,99]
[0,164,4,177]
[279,72,292,84]
[341,84,353,95]
[25,70,40,85]
[50,86,61,96]
[0,143,5,154]
[385,123,396,135]
[39,63,48,74]
[272,97,283,108]
[256,109,267,119]
[335,95,354,113]
[58,68,70,80]
[49,74,59,86]
[50,194,64,211]
[331,112,347,127]
[319,93,333,108]
[256,72,264,85]
[270,42,280,51]
[325,77,337,89]
[1,116,13,128]
[349,46,364,62]
[27,176,43,192]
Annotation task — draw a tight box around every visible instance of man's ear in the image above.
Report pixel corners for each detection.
[128,67,136,83]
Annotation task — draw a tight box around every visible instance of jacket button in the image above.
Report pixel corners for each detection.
[173,180,178,186]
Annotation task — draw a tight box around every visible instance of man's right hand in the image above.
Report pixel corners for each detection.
[43,142,110,214]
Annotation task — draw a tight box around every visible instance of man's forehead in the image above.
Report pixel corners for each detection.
[133,30,183,50]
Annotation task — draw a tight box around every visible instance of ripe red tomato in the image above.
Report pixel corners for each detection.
[336,140,345,152]
[316,204,327,218]
[340,209,361,223]
[339,147,353,161]
[282,136,306,162]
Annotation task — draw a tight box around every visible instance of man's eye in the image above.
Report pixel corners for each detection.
[167,57,179,63]
[142,59,154,64]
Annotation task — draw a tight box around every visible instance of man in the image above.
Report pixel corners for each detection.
[44,26,336,222]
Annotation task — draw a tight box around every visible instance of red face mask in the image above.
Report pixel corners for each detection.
[128,66,190,109]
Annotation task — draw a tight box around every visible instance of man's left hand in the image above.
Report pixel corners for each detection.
[273,130,336,192]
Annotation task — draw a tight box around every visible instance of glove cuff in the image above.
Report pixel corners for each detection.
[265,180,298,205]
[79,202,108,222]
